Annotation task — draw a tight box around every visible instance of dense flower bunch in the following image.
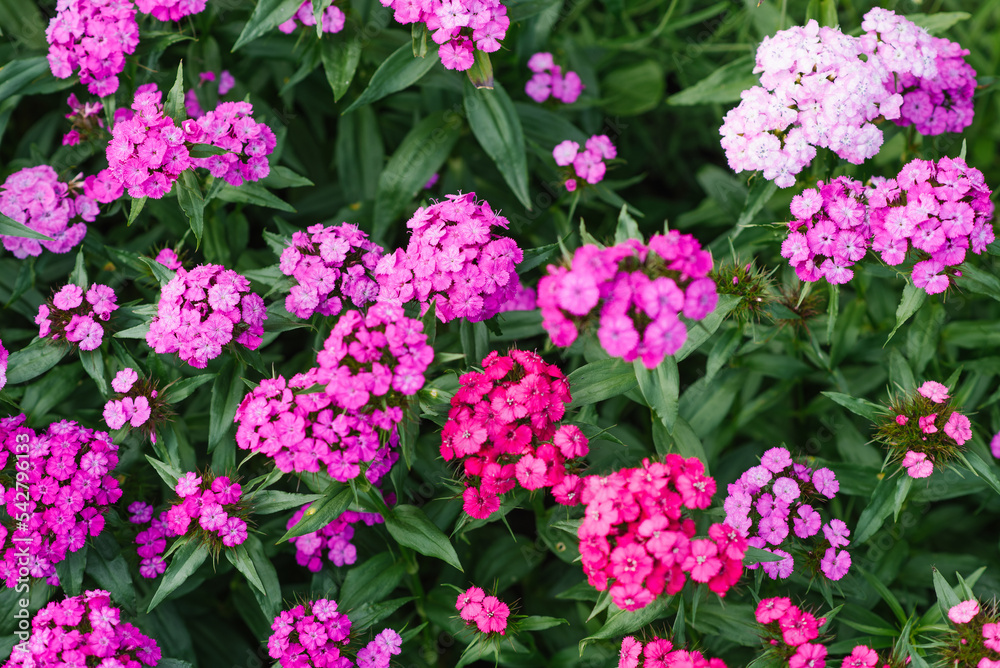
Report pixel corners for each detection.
[617,635,728,668]
[498,283,537,312]
[378,0,509,70]
[720,19,901,187]
[941,598,1000,668]
[287,503,384,571]
[62,93,105,146]
[280,223,384,318]
[106,83,190,199]
[375,192,523,323]
[130,471,250,578]
[0,415,122,587]
[185,70,236,119]
[781,157,995,293]
[278,1,347,34]
[723,447,850,581]
[136,0,207,21]
[267,598,401,667]
[863,8,976,136]
[235,303,431,484]
[754,598,828,667]
[1,165,98,258]
[0,338,7,392]
[538,232,717,368]
[440,350,587,518]
[525,52,583,104]
[4,589,161,667]
[36,283,119,352]
[183,101,276,186]
[102,368,171,440]
[874,380,972,479]
[577,456,745,611]
[455,586,510,635]
[145,263,266,368]
[552,135,616,191]
[45,0,140,97]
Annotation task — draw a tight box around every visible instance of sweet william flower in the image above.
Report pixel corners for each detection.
[948,599,980,624]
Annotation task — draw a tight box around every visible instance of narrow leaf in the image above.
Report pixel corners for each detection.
[4,339,69,385]
[321,36,362,102]
[464,80,530,208]
[232,0,301,51]
[342,43,439,114]
[0,211,52,240]
[567,359,638,408]
[384,504,463,571]
[279,485,353,542]
[147,539,209,612]
[634,357,679,432]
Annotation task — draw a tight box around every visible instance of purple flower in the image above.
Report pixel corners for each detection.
[812,468,839,498]
[820,547,851,580]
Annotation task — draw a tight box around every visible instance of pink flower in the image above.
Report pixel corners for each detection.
[552,140,579,166]
[820,547,851,580]
[943,412,972,445]
[917,380,950,403]
[948,599,979,624]
[175,472,202,497]
[475,595,509,634]
[618,636,642,668]
[918,414,938,434]
[112,368,138,393]
[789,643,827,668]
[895,414,908,425]
[902,450,933,479]
[755,597,792,624]
[983,622,1000,652]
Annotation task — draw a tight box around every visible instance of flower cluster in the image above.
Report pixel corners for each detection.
[4,589,161,667]
[106,83,191,199]
[617,635,728,668]
[723,447,850,581]
[131,471,249,578]
[942,598,1000,668]
[267,598,401,668]
[525,52,583,104]
[183,101,276,186]
[782,157,995,293]
[1,165,97,258]
[0,338,7,392]
[874,380,973,479]
[84,167,126,204]
[378,0,509,70]
[577,456,745,611]
[136,0,207,21]
[538,232,716,369]
[36,283,119,352]
[280,223,384,318]
[863,8,976,136]
[0,415,122,587]
[185,70,237,119]
[375,192,523,323]
[441,350,587,518]
[45,0,140,97]
[720,19,901,187]
[754,598,828,668]
[498,283,537,312]
[287,503,384,571]
[62,93,105,146]
[145,263,266,368]
[552,135,616,191]
[235,303,432,485]
[456,586,510,635]
[278,1,347,34]
[102,368,171,441]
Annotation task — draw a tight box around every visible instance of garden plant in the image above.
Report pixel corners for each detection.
[2,0,1000,667]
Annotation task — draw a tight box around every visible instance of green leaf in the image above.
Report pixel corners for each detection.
[146,455,184,487]
[139,255,177,287]
[567,359,638,408]
[518,616,568,631]
[86,549,136,616]
[371,111,461,244]
[342,43,439,114]
[225,542,266,595]
[601,60,664,116]
[519,241,560,274]
[412,22,428,58]
[4,339,69,385]
[208,360,246,452]
[187,143,228,159]
[0,57,50,100]
[743,546,785,565]
[162,374,216,403]
[339,552,406,612]
[858,566,907,625]
[278,484,353,542]
[79,349,108,397]
[249,490,324,515]
[735,178,777,233]
[667,56,758,106]
[821,391,882,421]
[931,567,962,617]
[653,416,710,474]
[127,196,147,226]
[214,182,296,212]
[243,534,282,620]
[164,61,185,122]
[147,539,209,612]
[465,49,493,89]
[906,12,970,35]
[581,597,668,648]
[614,205,640,244]
[706,326,741,383]
[0,211,51,240]
[464,81,530,209]
[232,0,301,51]
[347,596,415,630]
[176,171,205,243]
[853,473,898,544]
[675,294,742,362]
[384,504,463,572]
[321,35,362,102]
[633,357,679,432]
[54,546,87,597]
[887,283,926,343]
[955,263,1000,304]
[959,449,1000,498]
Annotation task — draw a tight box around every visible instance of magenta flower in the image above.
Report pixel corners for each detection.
[820,547,851,580]
[755,597,792,624]
[948,599,980,624]
[902,450,934,479]
[475,595,510,634]
[918,380,950,403]
[896,414,909,425]
[943,412,972,445]
[919,414,938,434]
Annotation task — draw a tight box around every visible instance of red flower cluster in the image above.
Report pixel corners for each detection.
[441,350,588,519]
[617,635,727,668]
[577,456,745,611]
[754,597,828,668]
